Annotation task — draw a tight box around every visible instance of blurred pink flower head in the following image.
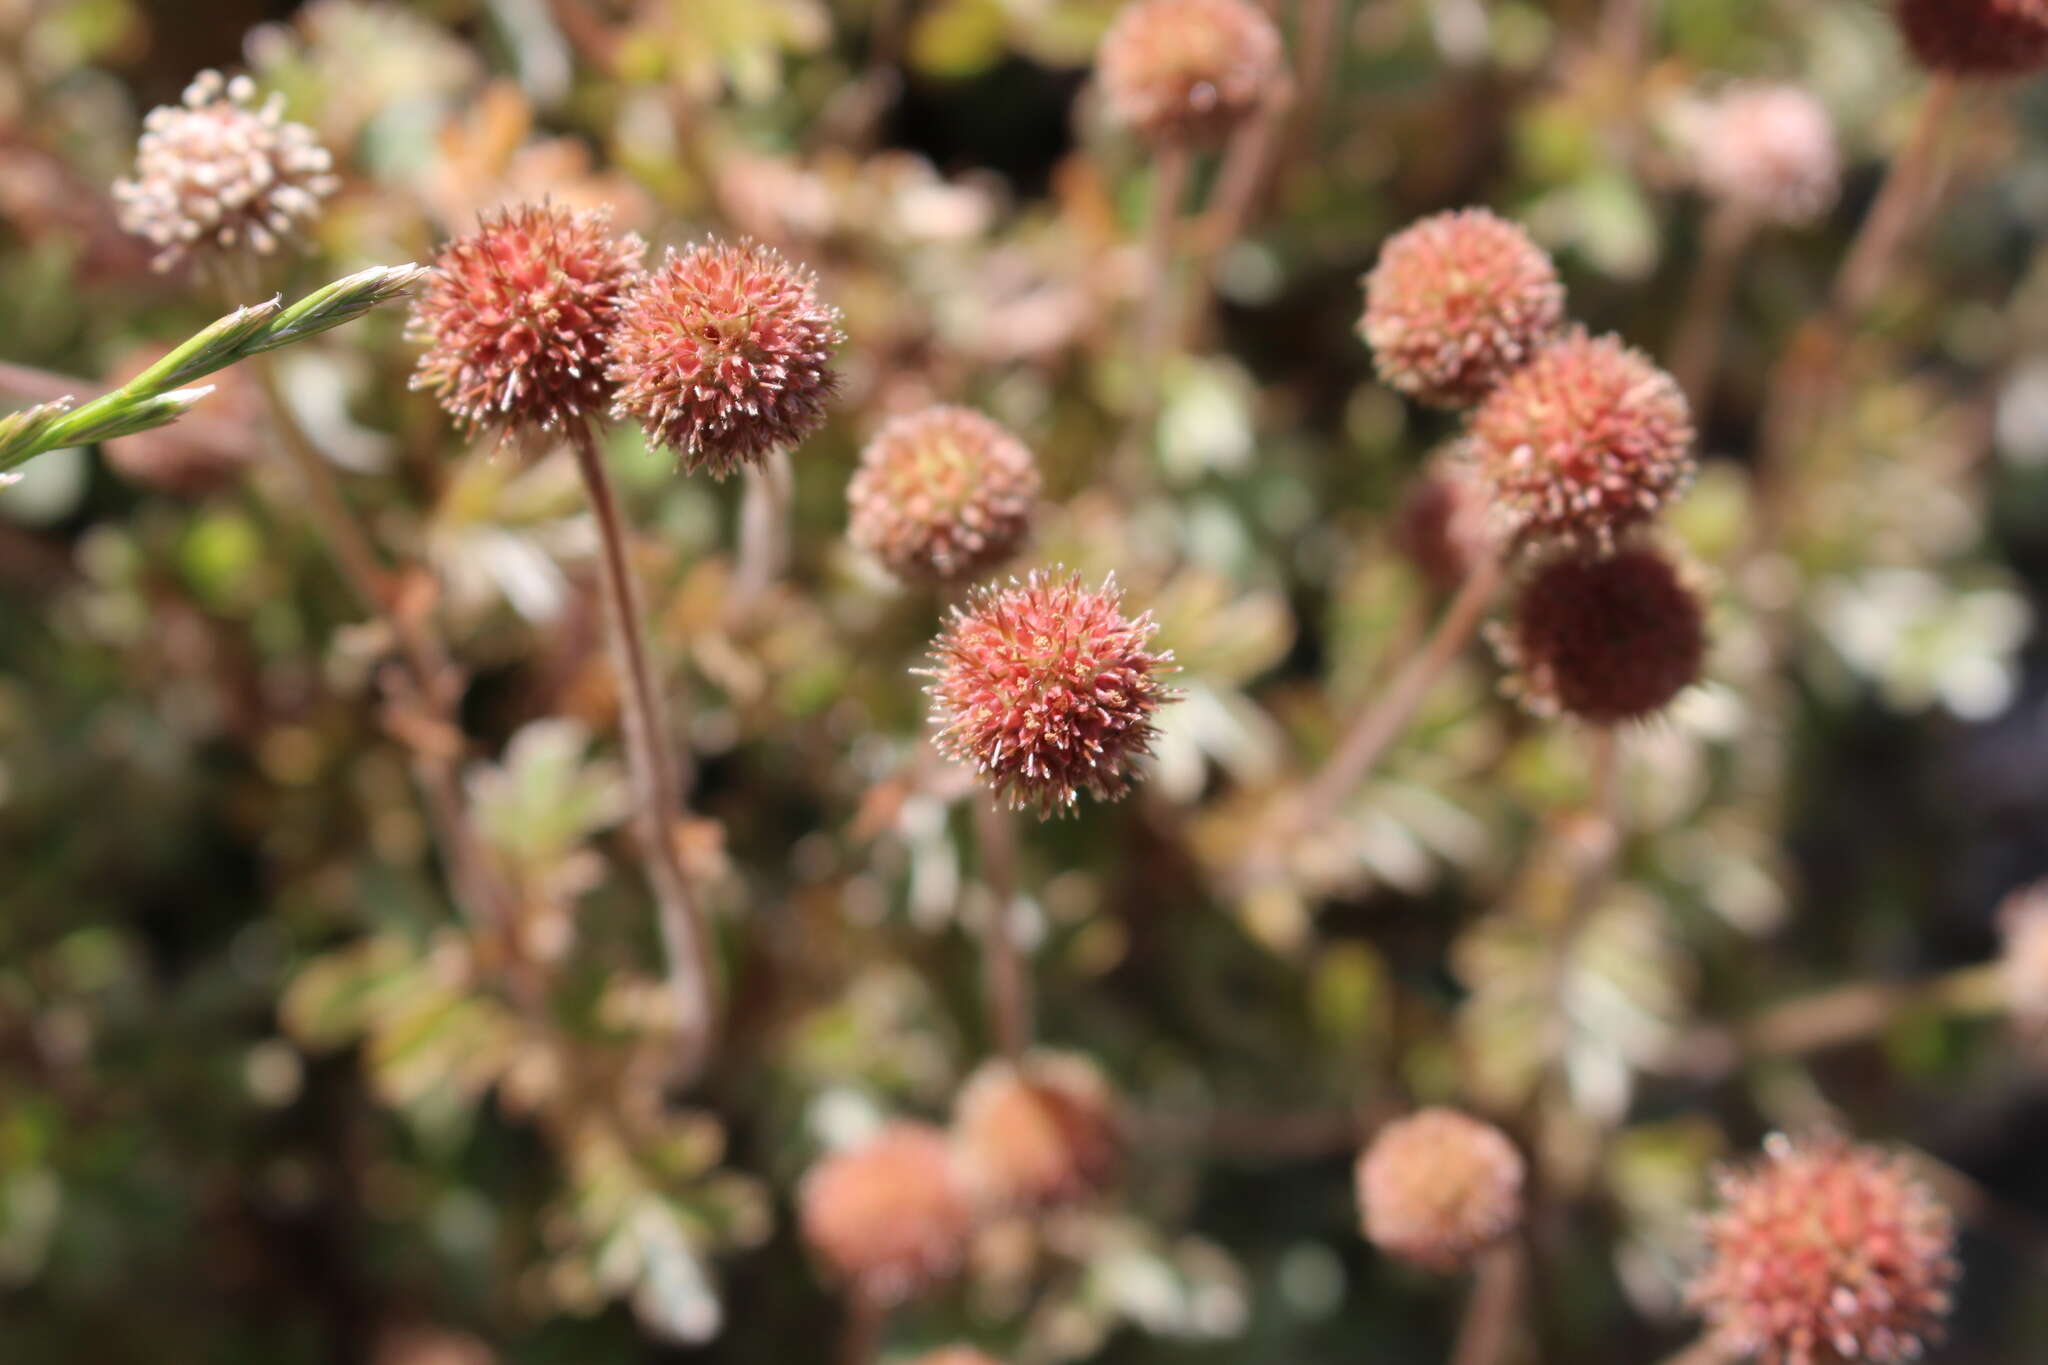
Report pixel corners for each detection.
[798,1122,974,1307]
[1360,209,1566,410]
[1356,1108,1525,1272]
[114,69,338,272]
[1690,1133,1958,1365]
[1097,0,1286,146]
[1692,84,1841,227]
[847,405,1040,584]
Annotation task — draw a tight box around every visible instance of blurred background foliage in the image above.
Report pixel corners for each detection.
[5,0,2048,1361]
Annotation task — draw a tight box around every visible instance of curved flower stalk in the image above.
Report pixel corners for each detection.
[0,264,426,477]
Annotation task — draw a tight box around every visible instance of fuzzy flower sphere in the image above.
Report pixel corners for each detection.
[1360,209,1566,409]
[952,1052,1122,1212]
[1693,84,1841,228]
[1495,544,1706,725]
[606,238,843,478]
[114,70,338,272]
[1467,328,1695,550]
[848,406,1040,583]
[1356,1108,1525,1272]
[1097,0,1286,146]
[408,203,644,438]
[1898,0,2048,78]
[798,1123,974,1307]
[1394,454,1497,592]
[1690,1134,1959,1365]
[924,570,1176,818]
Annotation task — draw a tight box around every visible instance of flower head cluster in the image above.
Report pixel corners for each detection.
[408,203,645,439]
[1493,543,1707,724]
[1466,328,1695,551]
[114,69,339,272]
[1356,1108,1525,1272]
[798,1123,975,1307]
[848,406,1040,583]
[1360,209,1566,409]
[607,238,843,478]
[1897,0,2048,78]
[1689,1134,1959,1365]
[1097,0,1286,146]
[952,1052,1122,1212]
[1692,84,1841,228]
[923,570,1177,818]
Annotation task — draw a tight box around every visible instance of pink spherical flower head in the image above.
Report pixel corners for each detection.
[1360,209,1566,409]
[1493,543,1707,725]
[1898,0,2048,78]
[1466,328,1695,551]
[1693,84,1841,228]
[923,569,1178,819]
[798,1122,975,1308]
[1689,1133,1959,1365]
[1356,1107,1525,1272]
[848,405,1040,584]
[114,69,338,272]
[952,1051,1122,1213]
[1393,452,1497,592]
[1097,0,1286,146]
[607,238,843,479]
[408,202,645,440]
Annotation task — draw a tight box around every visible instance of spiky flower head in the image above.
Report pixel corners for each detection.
[1998,880,2048,1028]
[1097,0,1286,146]
[408,203,644,439]
[1897,0,2048,78]
[923,569,1177,818]
[1394,453,1497,592]
[606,238,843,479]
[798,1123,974,1307]
[1692,84,1841,228]
[1356,1108,1525,1272]
[1493,543,1706,725]
[848,406,1040,583]
[1466,328,1695,550]
[952,1052,1122,1212]
[1689,1133,1958,1365]
[1360,210,1567,409]
[114,69,339,272]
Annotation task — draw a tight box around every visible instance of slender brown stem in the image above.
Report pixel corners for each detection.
[568,422,720,1082]
[245,352,393,619]
[1834,75,1960,321]
[1291,552,1504,835]
[1667,202,1755,413]
[1450,1241,1525,1365]
[973,798,1031,1059]
[1117,140,1194,487]
[244,353,522,946]
[838,1294,886,1365]
[729,445,793,623]
[1756,76,1962,518]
